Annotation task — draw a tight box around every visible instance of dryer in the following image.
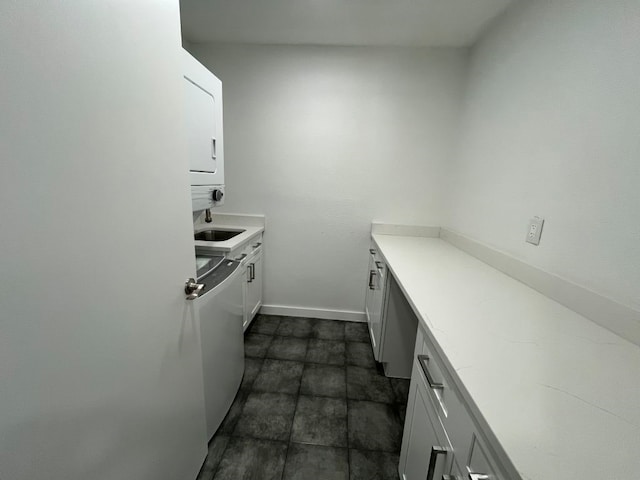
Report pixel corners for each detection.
[183,48,225,210]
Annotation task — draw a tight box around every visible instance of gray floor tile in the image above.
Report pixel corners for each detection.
[306,339,345,365]
[349,449,400,480]
[348,400,402,453]
[291,395,348,447]
[396,404,407,425]
[240,357,263,391]
[311,319,345,340]
[212,437,287,480]
[300,364,346,398]
[266,336,308,361]
[346,366,395,403]
[252,359,304,394]
[346,342,376,368]
[249,315,281,335]
[345,322,370,342]
[232,392,296,441]
[244,333,273,358]
[276,316,313,338]
[218,389,249,435]
[196,467,213,480]
[283,443,349,480]
[389,378,410,405]
[197,435,230,480]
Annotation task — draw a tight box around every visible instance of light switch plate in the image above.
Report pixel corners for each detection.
[526,216,544,245]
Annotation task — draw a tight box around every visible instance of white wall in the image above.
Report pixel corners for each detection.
[189,44,467,315]
[445,0,640,311]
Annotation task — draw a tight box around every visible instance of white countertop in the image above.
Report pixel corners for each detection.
[372,234,640,480]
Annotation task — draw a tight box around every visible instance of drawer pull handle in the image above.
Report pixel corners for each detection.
[252,242,262,249]
[468,475,489,480]
[235,253,248,262]
[368,270,376,290]
[369,248,376,254]
[426,446,447,480]
[375,260,383,270]
[418,354,444,390]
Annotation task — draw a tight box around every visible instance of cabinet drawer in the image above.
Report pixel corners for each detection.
[400,376,455,480]
[413,327,453,421]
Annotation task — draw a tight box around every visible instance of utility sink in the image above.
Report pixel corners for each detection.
[194,228,245,242]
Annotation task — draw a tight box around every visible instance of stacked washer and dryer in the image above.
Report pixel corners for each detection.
[183,49,245,441]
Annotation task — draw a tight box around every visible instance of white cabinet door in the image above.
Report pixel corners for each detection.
[243,247,263,330]
[369,261,386,360]
[365,253,375,324]
[1,4,207,480]
[248,249,263,318]
[400,376,454,480]
[242,263,251,330]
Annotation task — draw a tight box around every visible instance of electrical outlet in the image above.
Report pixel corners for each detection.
[526,216,544,245]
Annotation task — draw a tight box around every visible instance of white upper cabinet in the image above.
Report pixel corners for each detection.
[182,49,224,186]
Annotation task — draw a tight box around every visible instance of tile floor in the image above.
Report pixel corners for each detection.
[196,315,410,480]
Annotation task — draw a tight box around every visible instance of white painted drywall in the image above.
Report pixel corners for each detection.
[188,44,467,314]
[0,2,207,479]
[444,0,640,311]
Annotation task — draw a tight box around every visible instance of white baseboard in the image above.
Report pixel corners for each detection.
[259,304,366,323]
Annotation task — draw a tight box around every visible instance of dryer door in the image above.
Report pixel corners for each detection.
[183,49,224,186]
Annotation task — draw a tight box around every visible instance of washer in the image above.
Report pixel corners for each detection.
[195,256,244,439]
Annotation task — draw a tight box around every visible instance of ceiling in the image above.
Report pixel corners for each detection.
[180,0,515,48]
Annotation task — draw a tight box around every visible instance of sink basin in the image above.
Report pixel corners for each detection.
[194,228,245,242]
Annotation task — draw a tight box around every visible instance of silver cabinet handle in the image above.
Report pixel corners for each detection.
[252,242,262,249]
[417,354,444,390]
[185,278,204,300]
[250,263,255,281]
[369,248,376,254]
[368,270,376,290]
[468,475,489,480]
[426,446,447,480]
[375,260,383,270]
[211,138,216,158]
[247,265,252,283]
[235,253,248,262]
